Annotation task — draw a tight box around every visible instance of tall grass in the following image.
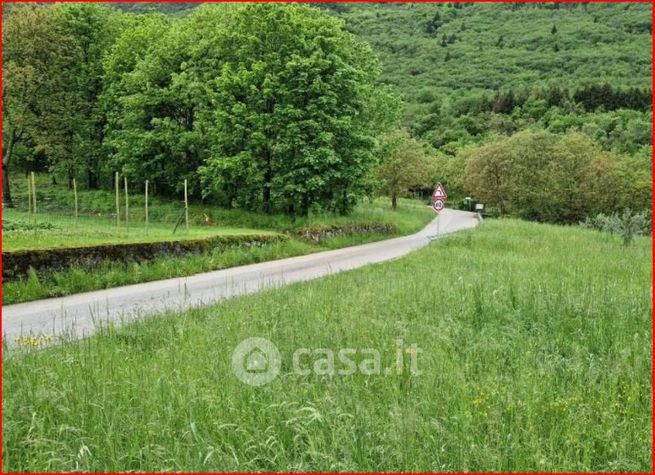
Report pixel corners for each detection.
[3,220,651,472]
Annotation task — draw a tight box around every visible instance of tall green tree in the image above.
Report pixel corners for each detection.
[55,3,122,189]
[375,129,431,209]
[2,4,73,206]
[199,3,396,215]
[102,11,208,197]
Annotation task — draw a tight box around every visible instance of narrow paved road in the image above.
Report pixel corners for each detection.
[2,208,478,344]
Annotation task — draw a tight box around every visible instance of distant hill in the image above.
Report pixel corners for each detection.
[330,3,651,93]
[113,2,651,94]
[109,2,652,152]
[327,2,652,146]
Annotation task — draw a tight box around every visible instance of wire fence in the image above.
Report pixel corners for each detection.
[3,174,195,240]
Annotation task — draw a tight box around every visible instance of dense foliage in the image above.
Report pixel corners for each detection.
[327,2,651,151]
[461,131,651,223]
[195,5,392,215]
[3,3,396,215]
[2,2,652,223]
[331,2,652,221]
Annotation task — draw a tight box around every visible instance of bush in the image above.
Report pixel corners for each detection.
[580,210,651,244]
[2,219,59,232]
[462,130,652,224]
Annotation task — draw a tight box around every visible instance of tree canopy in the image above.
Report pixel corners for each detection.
[3,3,398,215]
[2,2,651,225]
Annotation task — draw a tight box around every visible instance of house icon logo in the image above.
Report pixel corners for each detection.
[232,337,281,386]
[245,347,269,373]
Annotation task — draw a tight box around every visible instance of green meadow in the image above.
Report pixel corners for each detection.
[3,219,651,472]
[2,210,272,252]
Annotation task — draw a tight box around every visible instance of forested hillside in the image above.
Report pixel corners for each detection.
[117,1,652,152]
[330,2,652,153]
[330,3,651,99]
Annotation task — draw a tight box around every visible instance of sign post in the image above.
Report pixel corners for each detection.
[431,182,447,238]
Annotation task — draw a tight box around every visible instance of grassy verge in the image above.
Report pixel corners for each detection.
[3,220,651,472]
[2,231,402,304]
[2,227,424,305]
[5,174,432,235]
[2,210,271,251]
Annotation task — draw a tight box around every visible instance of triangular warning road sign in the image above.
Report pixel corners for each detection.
[432,182,447,200]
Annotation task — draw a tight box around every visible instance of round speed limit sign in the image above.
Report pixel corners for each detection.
[432,199,445,213]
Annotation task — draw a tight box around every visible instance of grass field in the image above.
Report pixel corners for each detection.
[2,219,651,472]
[2,210,273,251]
[5,174,433,235]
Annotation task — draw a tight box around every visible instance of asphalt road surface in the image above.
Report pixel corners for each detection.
[2,208,479,345]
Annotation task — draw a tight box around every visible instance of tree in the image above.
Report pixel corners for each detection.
[462,130,650,223]
[463,137,515,215]
[103,10,209,197]
[199,3,396,215]
[55,3,122,189]
[375,129,430,209]
[425,12,441,37]
[2,3,74,207]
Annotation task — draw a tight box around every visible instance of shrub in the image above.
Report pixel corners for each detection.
[580,210,651,244]
[2,219,59,231]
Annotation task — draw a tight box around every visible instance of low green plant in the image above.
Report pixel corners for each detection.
[2,219,59,232]
[580,210,651,245]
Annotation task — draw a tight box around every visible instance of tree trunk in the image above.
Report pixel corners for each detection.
[263,185,271,214]
[87,167,98,190]
[391,193,398,210]
[339,188,349,215]
[2,163,13,208]
[262,150,272,214]
[300,195,309,217]
[2,129,16,208]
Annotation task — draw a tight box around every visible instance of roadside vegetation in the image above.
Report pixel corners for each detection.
[2,211,272,252]
[3,219,651,472]
[3,175,434,305]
